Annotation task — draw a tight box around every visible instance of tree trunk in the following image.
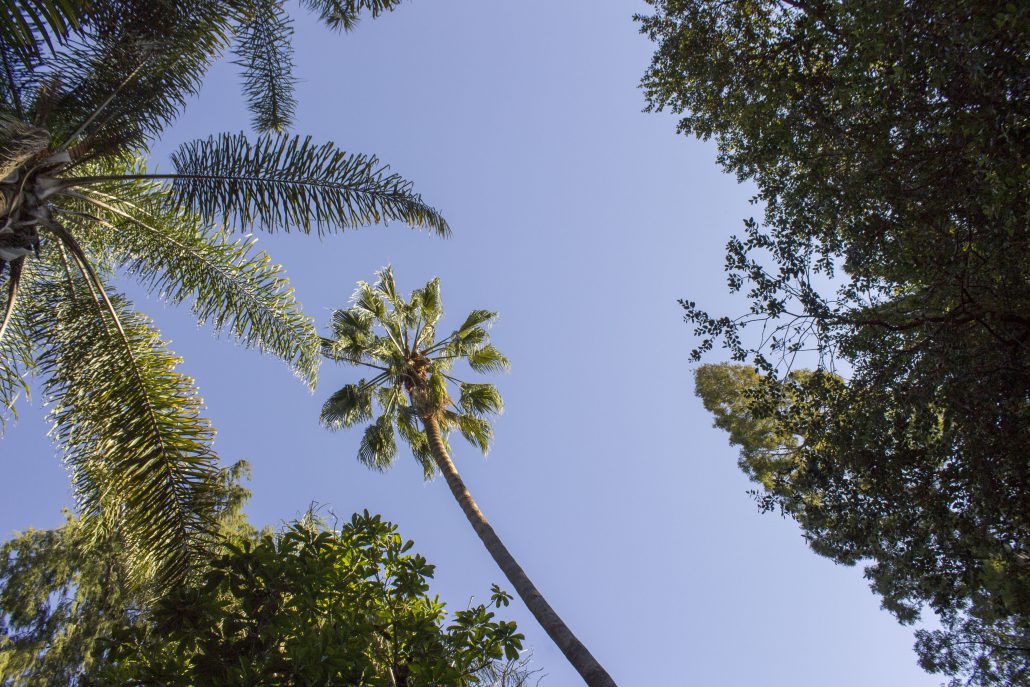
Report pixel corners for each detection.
[421,414,617,687]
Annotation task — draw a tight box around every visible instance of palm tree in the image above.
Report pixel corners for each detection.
[0,0,447,583]
[320,268,618,687]
[1,0,410,133]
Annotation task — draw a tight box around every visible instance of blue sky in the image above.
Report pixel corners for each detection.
[2,2,938,684]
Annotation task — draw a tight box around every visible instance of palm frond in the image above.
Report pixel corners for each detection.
[466,343,509,373]
[0,257,35,433]
[396,405,435,478]
[233,0,296,132]
[0,0,86,62]
[62,182,321,387]
[458,383,503,416]
[298,0,406,33]
[30,267,221,583]
[40,0,238,156]
[163,132,449,236]
[454,309,497,338]
[320,382,374,429]
[451,412,492,454]
[357,413,396,470]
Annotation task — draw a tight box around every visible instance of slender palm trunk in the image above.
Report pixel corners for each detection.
[421,414,617,687]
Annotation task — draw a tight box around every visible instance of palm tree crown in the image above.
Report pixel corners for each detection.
[320,266,508,476]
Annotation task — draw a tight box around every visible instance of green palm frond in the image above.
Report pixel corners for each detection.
[0,259,36,433]
[41,1,238,156]
[0,0,86,62]
[320,382,374,429]
[450,411,492,454]
[466,343,509,373]
[357,413,397,470]
[233,0,296,132]
[321,269,509,478]
[298,0,406,33]
[60,179,321,387]
[458,383,503,416]
[30,267,221,583]
[396,406,435,478]
[161,133,449,236]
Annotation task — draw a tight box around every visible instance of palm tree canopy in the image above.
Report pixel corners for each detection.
[320,267,509,478]
[0,1,446,583]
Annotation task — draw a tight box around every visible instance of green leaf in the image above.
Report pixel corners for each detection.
[458,383,503,417]
[455,413,492,454]
[69,178,320,387]
[298,0,406,32]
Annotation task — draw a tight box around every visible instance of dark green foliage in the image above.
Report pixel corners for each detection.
[167,133,449,236]
[0,0,86,63]
[695,363,1030,686]
[98,512,524,686]
[641,1,1030,683]
[300,0,407,33]
[233,0,296,132]
[0,462,255,685]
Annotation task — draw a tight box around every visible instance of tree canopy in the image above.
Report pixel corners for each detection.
[1,463,528,686]
[640,1,1029,683]
[99,512,525,686]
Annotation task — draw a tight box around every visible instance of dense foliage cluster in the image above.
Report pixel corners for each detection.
[640,1,1029,683]
[0,506,527,686]
[99,512,524,686]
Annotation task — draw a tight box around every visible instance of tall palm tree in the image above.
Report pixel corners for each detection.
[0,0,447,583]
[320,268,618,687]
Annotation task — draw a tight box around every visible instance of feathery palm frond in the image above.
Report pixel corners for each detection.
[60,175,321,387]
[31,267,220,583]
[0,0,86,63]
[320,267,506,476]
[0,256,34,432]
[158,133,449,236]
[233,0,296,132]
[40,1,239,157]
[299,0,407,32]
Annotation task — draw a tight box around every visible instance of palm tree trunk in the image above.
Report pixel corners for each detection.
[421,414,617,687]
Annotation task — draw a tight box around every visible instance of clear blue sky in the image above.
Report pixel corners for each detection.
[2,2,938,684]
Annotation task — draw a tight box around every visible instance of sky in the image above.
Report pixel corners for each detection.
[1,2,940,685]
